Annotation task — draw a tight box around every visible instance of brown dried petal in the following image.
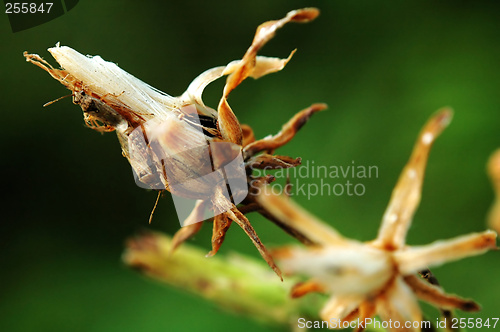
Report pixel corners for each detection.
[291,280,326,298]
[207,213,232,257]
[375,108,453,250]
[395,230,497,275]
[241,124,256,147]
[217,98,243,145]
[182,54,297,119]
[243,103,326,157]
[222,8,319,99]
[217,8,319,144]
[404,275,480,312]
[246,154,302,170]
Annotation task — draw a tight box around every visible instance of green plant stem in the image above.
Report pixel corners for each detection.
[122,232,324,327]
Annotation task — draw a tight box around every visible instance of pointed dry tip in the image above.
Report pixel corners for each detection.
[289,8,320,22]
[488,149,500,180]
[478,229,498,251]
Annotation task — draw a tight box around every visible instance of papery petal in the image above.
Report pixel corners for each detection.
[375,108,453,250]
[394,230,497,275]
[180,54,296,119]
[376,277,422,332]
[47,45,179,118]
[404,275,480,312]
[181,66,224,117]
[222,52,296,79]
[218,98,243,145]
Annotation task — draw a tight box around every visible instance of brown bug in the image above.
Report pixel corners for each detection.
[45,89,127,132]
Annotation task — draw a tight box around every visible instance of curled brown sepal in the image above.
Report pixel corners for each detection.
[209,185,283,280]
[217,8,320,145]
[246,154,302,170]
[243,103,327,158]
[206,213,232,257]
[291,280,327,298]
[404,275,480,312]
[375,107,453,250]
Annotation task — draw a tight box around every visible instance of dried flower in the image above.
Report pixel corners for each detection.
[487,149,500,233]
[257,108,498,329]
[24,8,322,279]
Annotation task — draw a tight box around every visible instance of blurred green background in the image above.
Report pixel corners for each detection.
[1,1,499,331]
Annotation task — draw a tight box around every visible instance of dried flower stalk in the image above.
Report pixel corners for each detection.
[256,108,497,331]
[24,8,322,279]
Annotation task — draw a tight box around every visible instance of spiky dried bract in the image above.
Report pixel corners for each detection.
[25,8,322,278]
[217,7,318,144]
[257,109,498,331]
[394,230,497,275]
[404,275,480,312]
[375,108,453,250]
[487,149,500,233]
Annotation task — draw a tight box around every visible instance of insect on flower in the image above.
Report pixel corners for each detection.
[45,89,127,132]
[257,108,498,330]
[24,8,322,279]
